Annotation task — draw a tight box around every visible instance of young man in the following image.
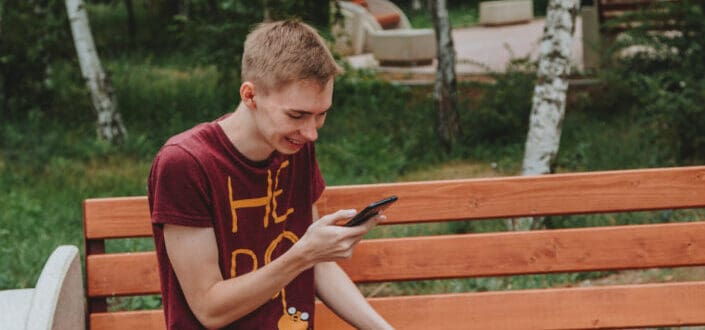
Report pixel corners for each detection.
[148,20,393,329]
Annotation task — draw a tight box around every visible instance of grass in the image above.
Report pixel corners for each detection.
[403,3,479,29]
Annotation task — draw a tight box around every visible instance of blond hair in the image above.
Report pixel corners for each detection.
[241,20,343,94]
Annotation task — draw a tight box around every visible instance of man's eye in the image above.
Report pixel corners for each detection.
[288,113,303,119]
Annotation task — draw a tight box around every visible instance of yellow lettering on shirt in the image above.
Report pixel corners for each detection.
[228,160,294,233]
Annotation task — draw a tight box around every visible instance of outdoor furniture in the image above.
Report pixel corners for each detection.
[83,166,705,329]
[0,245,85,330]
[335,0,436,66]
[479,0,534,26]
[368,28,436,66]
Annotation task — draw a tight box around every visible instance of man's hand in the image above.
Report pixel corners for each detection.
[295,209,386,265]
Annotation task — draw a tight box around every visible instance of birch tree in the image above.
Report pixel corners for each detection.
[429,0,461,150]
[66,0,127,142]
[514,0,580,230]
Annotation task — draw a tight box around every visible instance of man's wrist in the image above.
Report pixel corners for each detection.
[285,240,316,272]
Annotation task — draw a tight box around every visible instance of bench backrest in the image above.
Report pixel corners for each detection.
[597,0,680,35]
[84,166,705,329]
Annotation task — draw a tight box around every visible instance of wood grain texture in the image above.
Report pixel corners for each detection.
[89,281,705,330]
[316,166,705,224]
[86,222,705,296]
[339,221,705,282]
[90,310,164,330]
[315,281,705,329]
[84,196,152,239]
[87,252,160,297]
[83,166,705,239]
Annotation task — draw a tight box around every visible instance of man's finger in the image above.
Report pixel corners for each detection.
[319,209,357,225]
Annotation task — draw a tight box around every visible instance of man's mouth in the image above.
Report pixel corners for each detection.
[285,137,304,146]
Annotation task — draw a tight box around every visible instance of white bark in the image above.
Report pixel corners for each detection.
[514,0,579,231]
[430,0,460,149]
[66,0,127,142]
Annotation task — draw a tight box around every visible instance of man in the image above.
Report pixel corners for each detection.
[148,20,393,329]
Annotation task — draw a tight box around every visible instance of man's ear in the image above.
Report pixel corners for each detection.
[240,82,256,110]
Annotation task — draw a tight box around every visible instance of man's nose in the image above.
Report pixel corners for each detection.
[301,120,318,142]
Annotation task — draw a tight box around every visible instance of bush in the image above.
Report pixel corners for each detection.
[318,70,441,184]
[601,0,705,162]
[461,58,535,147]
[0,0,73,120]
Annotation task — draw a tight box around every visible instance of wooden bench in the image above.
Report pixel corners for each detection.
[597,0,679,35]
[83,165,705,329]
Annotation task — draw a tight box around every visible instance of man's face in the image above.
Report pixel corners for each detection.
[252,79,333,155]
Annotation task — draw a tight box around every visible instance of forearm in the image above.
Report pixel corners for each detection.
[187,243,312,328]
[314,262,393,330]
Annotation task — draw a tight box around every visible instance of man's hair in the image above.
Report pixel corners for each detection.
[241,20,344,94]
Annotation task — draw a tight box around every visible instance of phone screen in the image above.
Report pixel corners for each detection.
[343,195,398,227]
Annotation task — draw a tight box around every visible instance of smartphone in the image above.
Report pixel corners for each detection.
[343,195,398,227]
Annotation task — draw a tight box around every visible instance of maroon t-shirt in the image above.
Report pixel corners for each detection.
[148,118,325,329]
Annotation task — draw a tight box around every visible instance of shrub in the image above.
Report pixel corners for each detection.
[601,0,705,162]
[461,58,535,147]
[0,0,73,120]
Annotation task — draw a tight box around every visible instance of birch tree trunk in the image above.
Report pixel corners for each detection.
[513,0,580,230]
[429,0,461,151]
[66,0,127,142]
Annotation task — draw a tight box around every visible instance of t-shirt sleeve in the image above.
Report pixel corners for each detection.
[149,145,213,227]
[309,143,326,204]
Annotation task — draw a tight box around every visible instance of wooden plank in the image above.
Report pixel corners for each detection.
[317,166,705,224]
[82,167,705,237]
[87,252,161,297]
[86,222,705,296]
[340,221,705,282]
[89,282,705,330]
[90,310,165,330]
[315,281,705,329]
[84,196,152,239]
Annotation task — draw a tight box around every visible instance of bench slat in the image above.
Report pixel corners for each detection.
[86,222,705,296]
[319,281,705,329]
[90,310,164,330]
[90,281,705,330]
[84,166,705,240]
[317,166,705,223]
[341,221,705,282]
[87,252,160,297]
[84,196,152,239]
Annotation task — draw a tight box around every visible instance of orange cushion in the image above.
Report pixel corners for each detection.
[349,0,369,8]
[375,13,401,29]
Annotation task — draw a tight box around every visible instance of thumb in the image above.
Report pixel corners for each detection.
[319,209,357,225]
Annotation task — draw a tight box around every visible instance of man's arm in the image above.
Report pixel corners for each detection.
[163,224,310,329]
[312,206,394,330]
[163,209,373,329]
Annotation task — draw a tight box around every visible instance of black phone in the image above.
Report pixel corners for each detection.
[343,195,398,227]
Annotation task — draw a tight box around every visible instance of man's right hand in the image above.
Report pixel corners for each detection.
[295,209,386,266]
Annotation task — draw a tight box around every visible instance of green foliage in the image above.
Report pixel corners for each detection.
[109,60,233,149]
[318,70,441,184]
[0,0,73,119]
[461,59,535,147]
[402,3,479,29]
[600,0,705,162]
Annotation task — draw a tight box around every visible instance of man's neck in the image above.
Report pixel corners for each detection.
[218,103,274,162]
